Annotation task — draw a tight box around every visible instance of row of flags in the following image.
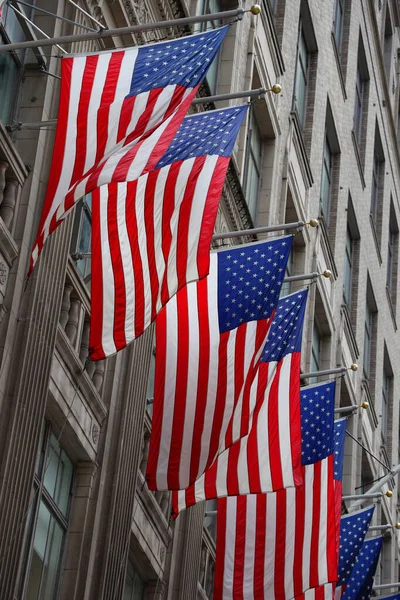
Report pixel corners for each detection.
[29,22,389,600]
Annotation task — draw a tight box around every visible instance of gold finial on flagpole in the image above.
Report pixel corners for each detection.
[250,5,261,15]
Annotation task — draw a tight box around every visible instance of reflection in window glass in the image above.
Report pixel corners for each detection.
[343,227,353,308]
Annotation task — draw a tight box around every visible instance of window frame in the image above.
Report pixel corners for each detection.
[370,151,380,225]
[243,108,263,221]
[343,226,353,309]
[353,67,364,146]
[320,135,333,222]
[19,423,74,600]
[363,303,373,379]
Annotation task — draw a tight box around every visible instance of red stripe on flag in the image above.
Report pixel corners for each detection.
[175,155,207,290]
[226,439,241,496]
[95,51,125,164]
[274,491,287,600]
[107,184,127,352]
[232,495,247,599]
[160,161,181,305]
[254,494,267,597]
[207,331,229,467]
[89,187,105,361]
[268,360,284,491]
[293,466,306,597]
[196,157,229,278]
[146,307,167,489]
[310,461,322,589]
[70,55,99,186]
[189,276,211,483]
[142,170,159,321]
[117,95,136,143]
[167,286,190,489]
[290,351,303,486]
[326,456,338,582]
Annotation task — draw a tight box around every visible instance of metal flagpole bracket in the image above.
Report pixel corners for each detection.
[0,8,250,52]
[334,398,369,415]
[300,364,358,380]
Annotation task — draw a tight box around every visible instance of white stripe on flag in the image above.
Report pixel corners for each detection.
[224,499,237,600]
[243,496,257,599]
[279,354,294,487]
[302,465,314,589]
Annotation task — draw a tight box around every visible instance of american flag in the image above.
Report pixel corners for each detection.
[171,291,309,514]
[213,385,346,600]
[146,236,293,491]
[341,537,382,600]
[30,26,228,271]
[335,506,375,598]
[89,106,247,360]
[296,585,335,600]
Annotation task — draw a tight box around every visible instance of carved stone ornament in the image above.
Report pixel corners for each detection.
[92,423,100,444]
[0,262,7,286]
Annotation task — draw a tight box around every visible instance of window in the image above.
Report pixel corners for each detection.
[383,7,393,84]
[382,370,389,442]
[294,26,309,128]
[363,283,377,385]
[0,1,37,126]
[370,126,384,243]
[333,0,344,53]
[123,560,146,600]
[320,136,333,222]
[19,423,73,599]
[311,322,321,373]
[146,345,156,418]
[195,0,222,94]
[204,498,217,540]
[363,303,372,379]
[71,194,92,287]
[371,152,381,225]
[267,0,278,18]
[243,110,262,220]
[280,247,294,298]
[353,38,369,153]
[343,227,353,308]
[354,68,364,145]
[386,203,398,310]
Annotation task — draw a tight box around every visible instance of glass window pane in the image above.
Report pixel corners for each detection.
[204,498,217,539]
[39,517,63,600]
[124,561,146,600]
[295,64,307,127]
[343,229,353,307]
[25,502,52,600]
[0,42,19,126]
[333,0,343,51]
[43,434,73,516]
[43,434,59,500]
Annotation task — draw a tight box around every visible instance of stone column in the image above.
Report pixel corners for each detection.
[59,462,97,600]
[86,326,154,600]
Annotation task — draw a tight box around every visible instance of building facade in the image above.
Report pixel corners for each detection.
[0,0,400,598]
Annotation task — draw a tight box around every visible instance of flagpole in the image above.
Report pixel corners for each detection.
[212,219,317,241]
[369,524,400,531]
[0,7,254,52]
[349,464,400,510]
[342,492,393,500]
[300,364,358,379]
[373,583,400,590]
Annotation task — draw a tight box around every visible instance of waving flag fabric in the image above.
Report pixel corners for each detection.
[30,26,228,271]
[89,106,247,360]
[341,537,382,600]
[335,506,375,597]
[171,291,309,514]
[146,236,293,491]
[296,585,335,600]
[213,385,345,600]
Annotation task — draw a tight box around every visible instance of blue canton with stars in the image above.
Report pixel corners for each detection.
[338,506,375,586]
[341,537,383,600]
[334,418,347,482]
[217,237,293,333]
[155,106,248,169]
[300,380,336,466]
[130,26,228,95]
[261,289,308,363]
